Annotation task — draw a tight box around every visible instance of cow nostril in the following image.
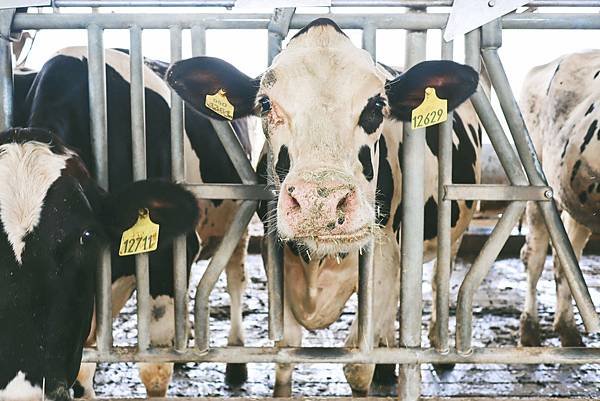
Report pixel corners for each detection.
[337,193,349,211]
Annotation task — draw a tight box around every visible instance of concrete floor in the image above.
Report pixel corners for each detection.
[94,252,600,398]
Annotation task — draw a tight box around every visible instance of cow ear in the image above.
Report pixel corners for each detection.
[385,60,478,121]
[102,180,200,246]
[166,56,260,120]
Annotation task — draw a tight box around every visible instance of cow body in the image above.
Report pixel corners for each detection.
[14,47,252,396]
[0,127,199,401]
[520,50,600,347]
[167,18,481,396]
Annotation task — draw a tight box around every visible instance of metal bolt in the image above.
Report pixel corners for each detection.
[544,189,554,199]
[488,0,495,6]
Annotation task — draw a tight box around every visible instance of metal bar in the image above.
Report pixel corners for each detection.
[194,200,257,352]
[185,184,274,200]
[129,25,151,352]
[456,201,526,353]
[52,0,600,7]
[169,25,189,352]
[0,11,14,130]
[430,37,453,355]
[15,13,600,31]
[399,13,426,401]
[82,345,600,364]
[191,25,206,57]
[358,240,374,352]
[482,47,600,333]
[87,24,112,352]
[361,22,376,60]
[210,121,257,185]
[464,28,480,73]
[444,184,552,201]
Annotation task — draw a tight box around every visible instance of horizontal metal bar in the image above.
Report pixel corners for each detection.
[51,0,600,7]
[444,184,552,201]
[13,13,600,31]
[185,184,274,200]
[82,345,600,364]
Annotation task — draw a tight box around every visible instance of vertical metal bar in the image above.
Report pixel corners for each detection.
[191,25,206,57]
[431,38,453,354]
[170,25,189,351]
[0,39,13,130]
[398,11,426,401]
[358,239,374,352]
[482,48,600,333]
[456,201,526,353]
[266,22,285,342]
[87,24,112,352]
[464,28,480,73]
[362,23,376,60]
[130,25,151,352]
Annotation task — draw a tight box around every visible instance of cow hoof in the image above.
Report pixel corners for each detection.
[273,386,292,398]
[556,324,585,347]
[225,363,248,387]
[371,364,396,387]
[351,389,368,397]
[519,313,542,347]
[432,363,456,375]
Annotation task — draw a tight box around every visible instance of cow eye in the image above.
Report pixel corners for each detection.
[373,98,386,110]
[79,229,95,246]
[259,96,272,115]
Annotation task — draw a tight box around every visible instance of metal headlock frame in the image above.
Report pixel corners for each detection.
[1,3,600,400]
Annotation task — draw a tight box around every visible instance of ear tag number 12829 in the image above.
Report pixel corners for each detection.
[411,87,448,130]
[119,208,160,257]
[205,89,235,120]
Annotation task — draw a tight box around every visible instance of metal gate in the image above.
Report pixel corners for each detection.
[1,2,600,399]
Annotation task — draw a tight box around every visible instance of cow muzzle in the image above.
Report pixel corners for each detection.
[277,172,373,254]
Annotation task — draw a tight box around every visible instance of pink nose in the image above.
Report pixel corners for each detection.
[280,178,357,235]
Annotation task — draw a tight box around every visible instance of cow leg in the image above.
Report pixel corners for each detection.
[519,203,549,347]
[139,295,175,397]
[371,317,396,389]
[345,236,400,397]
[274,298,303,398]
[73,363,96,399]
[553,212,590,347]
[225,231,250,387]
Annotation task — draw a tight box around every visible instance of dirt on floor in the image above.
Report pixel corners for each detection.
[94,252,600,398]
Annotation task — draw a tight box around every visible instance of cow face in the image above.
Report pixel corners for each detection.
[167,18,477,256]
[0,128,199,401]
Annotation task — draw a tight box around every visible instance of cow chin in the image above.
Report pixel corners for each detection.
[277,223,374,257]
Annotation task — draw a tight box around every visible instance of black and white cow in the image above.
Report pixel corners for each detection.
[14,46,254,397]
[519,50,600,347]
[0,127,199,401]
[167,18,482,395]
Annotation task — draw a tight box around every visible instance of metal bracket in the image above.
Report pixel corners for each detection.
[0,9,21,42]
[267,7,295,64]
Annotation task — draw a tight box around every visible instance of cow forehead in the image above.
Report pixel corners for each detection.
[0,141,72,264]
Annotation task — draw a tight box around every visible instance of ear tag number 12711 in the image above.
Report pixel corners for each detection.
[205,89,235,120]
[411,87,448,130]
[119,208,160,257]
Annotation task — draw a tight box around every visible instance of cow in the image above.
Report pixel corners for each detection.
[13,46,254,397]
[519,50,600,348]
[167,18,482,396]
[0,127,199,401]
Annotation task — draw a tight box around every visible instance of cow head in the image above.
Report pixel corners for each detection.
[167,18,477,256]
[0,128,199,401]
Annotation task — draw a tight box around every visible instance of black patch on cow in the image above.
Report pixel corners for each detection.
[560,138,570,159]
[585,103,595,116]
[359,146,374,181]
[452,114,477,208]
[256,153,269,222]
[377,62,401,78]
[358,96,385,134]
[275,145,290,184]
[290,18,347,40]
[468,123,479,147]
[376,136,394,226]
[570,159,582,183]
[425,125,439,157]
[451,200,460,227]
[595,70,600,79]
[580,120,597,153]
[424,196,438,240]
[392,202,402,233]
[152,304,166,320]
[547,63,560,95]
[397,141,403,173]
[579,191,588,204]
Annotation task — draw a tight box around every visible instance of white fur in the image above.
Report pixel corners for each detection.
[0,371,44,401]
[0,142,70,264]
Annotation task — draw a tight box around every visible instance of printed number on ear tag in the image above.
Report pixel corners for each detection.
[205,89,234,120]
[119,208,160,256]
[411,87,448,130]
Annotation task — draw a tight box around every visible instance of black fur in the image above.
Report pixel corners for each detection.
[358,145,374,181]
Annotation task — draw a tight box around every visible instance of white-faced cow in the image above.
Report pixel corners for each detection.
[520,50,600,347]
[0,127,199,401]
[13,47,253,397]
[167,18,482,396]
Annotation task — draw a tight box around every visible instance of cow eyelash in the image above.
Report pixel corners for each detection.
[259,96,272,115]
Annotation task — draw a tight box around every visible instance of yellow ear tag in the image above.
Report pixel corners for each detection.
[119,208,160,257]
[411,87,448,130]
[205,89,234,120]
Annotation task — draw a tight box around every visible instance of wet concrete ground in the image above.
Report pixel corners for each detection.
[95,252,600,398]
